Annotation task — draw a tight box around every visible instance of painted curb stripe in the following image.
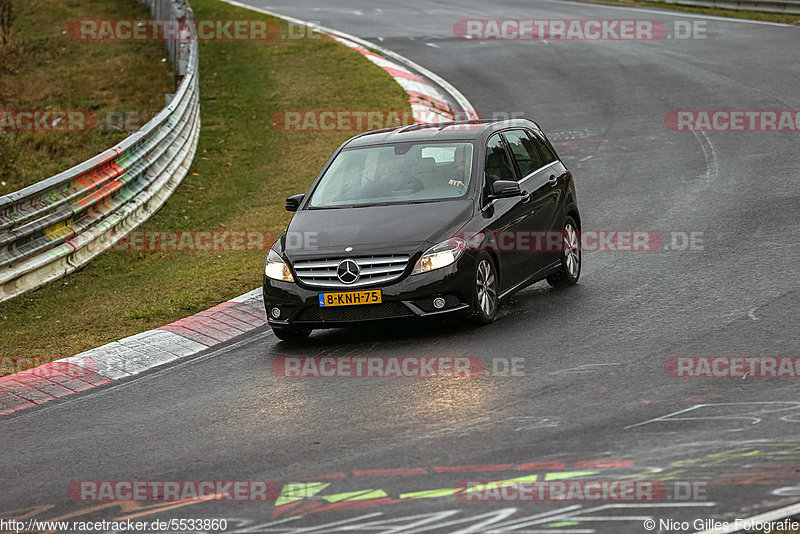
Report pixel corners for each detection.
[434,464,515,473]
[1,300,265,416]
[322,33,457,123]
[0,360,115,415]
[353,468,429,477]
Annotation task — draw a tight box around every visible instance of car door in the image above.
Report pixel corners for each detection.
[526,129,570,268]
[499,129,559,274]
[479,132,531,291]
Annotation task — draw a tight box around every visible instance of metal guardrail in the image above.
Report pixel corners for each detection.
[0,0,200,302]
[658,0,800,14]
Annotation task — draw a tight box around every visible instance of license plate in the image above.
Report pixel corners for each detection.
[318,290,382,307]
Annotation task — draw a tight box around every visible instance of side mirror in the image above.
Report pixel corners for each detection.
[489,180,522,200]
[285,194,304,212]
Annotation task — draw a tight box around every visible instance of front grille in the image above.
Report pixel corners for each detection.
[295,301,414,322]
[292,255,410,288]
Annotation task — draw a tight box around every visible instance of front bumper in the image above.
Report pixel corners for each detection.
[263,256,476,329]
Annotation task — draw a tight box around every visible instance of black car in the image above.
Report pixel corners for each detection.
[263,119,581,341]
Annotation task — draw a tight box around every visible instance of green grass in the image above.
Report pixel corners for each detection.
[0,0,410,373]
[0,0,174,192]
[561,0,800,24]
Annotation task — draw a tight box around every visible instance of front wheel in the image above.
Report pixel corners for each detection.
[546,216,581,288]
[271,325,312,342]
[469,253,499,325]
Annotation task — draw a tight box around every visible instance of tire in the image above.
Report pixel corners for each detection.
[547,216,581,288]
[271,325,312,342]
[469,253,499,324]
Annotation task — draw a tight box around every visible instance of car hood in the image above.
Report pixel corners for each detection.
[283,200,474,260]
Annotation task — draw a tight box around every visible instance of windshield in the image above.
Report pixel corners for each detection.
[308,142,474,208]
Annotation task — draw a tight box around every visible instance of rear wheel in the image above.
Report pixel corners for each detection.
[271,325,312,342]
[547,216,581,288]
[469,253,498,324]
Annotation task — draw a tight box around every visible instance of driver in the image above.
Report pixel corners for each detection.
[448,145,469,188]
[372,154,423,193]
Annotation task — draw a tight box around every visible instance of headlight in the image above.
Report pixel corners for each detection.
[265,249,294,282]
[412,238,466,274]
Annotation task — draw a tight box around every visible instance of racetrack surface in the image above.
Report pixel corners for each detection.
[2,1,800,532]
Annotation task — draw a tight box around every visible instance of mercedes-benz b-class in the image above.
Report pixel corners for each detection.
[263,119,581,341]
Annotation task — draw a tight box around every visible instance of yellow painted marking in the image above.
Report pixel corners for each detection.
[45,221,74,239]
[274,483,330,506]
[399,487,463,499]
[544,471,597,480]
[322,489,388,503]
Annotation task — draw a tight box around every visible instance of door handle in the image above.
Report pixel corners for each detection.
[521,191,532,203]
[547,174,558,186]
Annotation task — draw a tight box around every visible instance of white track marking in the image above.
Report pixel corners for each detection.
[691,130,719,185]
[625,402,800,429]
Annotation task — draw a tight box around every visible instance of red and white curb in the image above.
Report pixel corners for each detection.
[0,7,478,416]
[325,35,457,123]
[0,288,265,416]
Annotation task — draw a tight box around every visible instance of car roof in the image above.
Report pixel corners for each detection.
[343,118,544,148]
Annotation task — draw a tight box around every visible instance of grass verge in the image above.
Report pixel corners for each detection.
[0,0,174,193]
[561,0,800,24]
[0,0,411,374]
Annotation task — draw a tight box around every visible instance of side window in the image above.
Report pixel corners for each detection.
[484,134,517,198]
[503,129,543,177]
[527,130,558,166]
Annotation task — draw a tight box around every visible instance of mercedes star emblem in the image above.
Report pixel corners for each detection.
[337,259,360,284]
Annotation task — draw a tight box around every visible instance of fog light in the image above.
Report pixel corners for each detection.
[432,297,446,309]
[270,307,281,319]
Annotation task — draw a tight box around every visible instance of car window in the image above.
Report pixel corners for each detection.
[503,129,543,177]
[527,130,558,166]
[484,134,517,199]
[308,142,474,208]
